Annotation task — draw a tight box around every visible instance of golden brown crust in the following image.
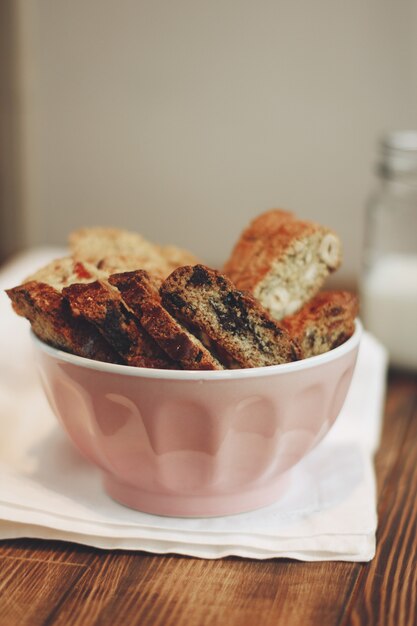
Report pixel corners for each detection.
[281,291,359,358]
[6,282,121,363]
[224,209,341,291]
[223,210,296,286]
[62,281,175,369]
[109,270,223,370]
[160,264,301,368]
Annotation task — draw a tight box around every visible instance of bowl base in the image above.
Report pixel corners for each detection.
[103,472,291,518]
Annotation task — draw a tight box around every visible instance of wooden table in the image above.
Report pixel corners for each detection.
[0,370,416,626]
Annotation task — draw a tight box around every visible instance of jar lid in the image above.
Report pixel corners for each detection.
[379,130,417,176]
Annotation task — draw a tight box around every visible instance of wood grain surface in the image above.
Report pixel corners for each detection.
[0,371,416,626]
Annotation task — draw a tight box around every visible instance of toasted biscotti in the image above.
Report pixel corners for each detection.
[63,280,175,369]
[25,256,107,291]
[93,254,167,281]
[69,227,171,278]
[69,227,162,263]
[280,291,359,358]
[160,264,301,368]
[223,210,342,320]
[96,250,200,280]
[109,270,223,370]
[69,227,202,280]
[6,257,119,362]
[6,281,121,363]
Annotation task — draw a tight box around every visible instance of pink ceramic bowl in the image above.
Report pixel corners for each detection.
[32,321,362,517]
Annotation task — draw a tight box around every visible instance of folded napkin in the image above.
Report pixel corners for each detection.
[0,249,388,561]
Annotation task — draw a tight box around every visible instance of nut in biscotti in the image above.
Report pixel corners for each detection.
[223,210,342,320]
[160,264,301,368]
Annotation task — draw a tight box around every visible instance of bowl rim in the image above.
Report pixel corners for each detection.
[31,319,362,381]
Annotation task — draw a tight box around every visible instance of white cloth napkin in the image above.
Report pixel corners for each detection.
[0,249,388,561]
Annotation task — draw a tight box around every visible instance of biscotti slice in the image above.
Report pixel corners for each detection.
[25,256,107,292]
[63,280,175,369]
[6,281,121,363]
[109,270,223,370]
[69,227,172,278]
[280,291,359,358]
[93,254,166,281]
[160,264,301,368]
[223,209,342,320]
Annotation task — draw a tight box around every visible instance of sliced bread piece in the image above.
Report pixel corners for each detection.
[223,209,342,320]
[160,264,301,368]
[109,270,223,370]
[6,257,119,362]
[69,227,203,279]
[280,291,359,358]
[25,256,107,292]
[94,254,166,281]
[69,227,172,278]
[6,281,121,363]
[63,280,175,369]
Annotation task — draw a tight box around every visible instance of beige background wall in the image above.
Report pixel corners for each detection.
[0,1,23,261]
[13,0,417,282]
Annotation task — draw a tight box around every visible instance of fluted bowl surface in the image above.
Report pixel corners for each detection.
[32,321,362,516]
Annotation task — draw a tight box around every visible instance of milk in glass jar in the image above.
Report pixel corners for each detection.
[360,131,417,370]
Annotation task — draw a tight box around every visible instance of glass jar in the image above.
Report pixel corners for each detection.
[360,130,417,370]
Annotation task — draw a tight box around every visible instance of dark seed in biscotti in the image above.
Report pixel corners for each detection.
[215,274,228,289]
[188,265,213,287]
[290,346,299,361]
[164,292,187,311]
[262,319,282,337]
[103,307,133,353]
[222,291,242,309]
[210,300,239,333]
[334,331,348,346]
[307,331,316,348]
